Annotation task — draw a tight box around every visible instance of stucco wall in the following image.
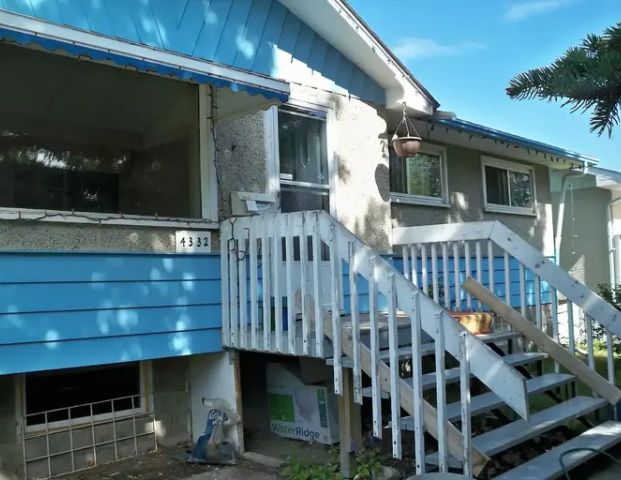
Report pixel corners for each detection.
[0,376,21,480]
[556,186,612,289]
[391,143,555,254]
[215,110,268,219]
[153,357,192,447]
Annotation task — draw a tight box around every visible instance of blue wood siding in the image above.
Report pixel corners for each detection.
[393,256,552,310]
[0,252,222,375]
[0,0,385,103]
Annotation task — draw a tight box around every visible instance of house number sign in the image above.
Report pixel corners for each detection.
[175,230,212,253]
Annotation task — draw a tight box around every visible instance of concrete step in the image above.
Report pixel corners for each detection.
[401,373,575,429]
[494,420,621,480]
[426,395,608,466]
[327,329,523,367]
[362,351,547,399]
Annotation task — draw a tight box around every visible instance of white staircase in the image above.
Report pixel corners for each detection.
[221,212,621,478]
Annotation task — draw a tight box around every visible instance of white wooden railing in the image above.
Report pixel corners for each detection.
[221,211,531,476]
[393,221,620,393]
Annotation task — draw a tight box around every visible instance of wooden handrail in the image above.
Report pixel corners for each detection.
[464,277,621,405]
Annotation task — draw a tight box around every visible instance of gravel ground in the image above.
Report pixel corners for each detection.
[55,445,281,480]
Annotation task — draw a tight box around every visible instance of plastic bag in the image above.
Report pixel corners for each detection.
[188,398,240,465]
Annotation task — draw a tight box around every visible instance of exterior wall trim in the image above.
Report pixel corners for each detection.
[0,208,219,230]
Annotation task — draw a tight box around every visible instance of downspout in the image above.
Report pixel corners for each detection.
[553,165,590,265]
[607,197,621,285]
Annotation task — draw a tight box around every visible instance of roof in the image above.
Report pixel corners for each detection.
[434,117,599,167]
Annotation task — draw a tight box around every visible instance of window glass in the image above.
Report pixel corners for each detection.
[390,148,446,200]
[406,153,443,197]
[0,43,200,218]
[25,363,141,425]
[279,111,328,186]
[509,170,534,208]
[484,161,534,210]
[485,165,510,205]
[278,108,329,213]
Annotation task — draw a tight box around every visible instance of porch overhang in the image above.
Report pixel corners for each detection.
[0,9,290,105]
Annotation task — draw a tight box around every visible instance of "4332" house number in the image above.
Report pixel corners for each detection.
[175,230,212,253]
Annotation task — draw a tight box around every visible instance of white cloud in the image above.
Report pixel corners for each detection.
[393,37,485,61]
[504,1,565,21]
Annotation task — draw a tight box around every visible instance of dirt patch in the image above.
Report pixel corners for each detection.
[55,445,280,480]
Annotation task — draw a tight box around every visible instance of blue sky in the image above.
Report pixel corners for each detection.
[349,0,621,170]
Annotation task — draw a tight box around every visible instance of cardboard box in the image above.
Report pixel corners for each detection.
[266,363,339,444]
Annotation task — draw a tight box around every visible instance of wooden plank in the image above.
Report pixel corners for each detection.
[220,222,231,347]
[464,277,621,405]
[490,221,621,338]
[393,222,494,245]
[368,256,382,438]
[494,421,621,480]
[459,332,472,479]
[465,242,472,309]
[410,244,418,287]
[349,242,362,405]
[270,214,281,352]
[435,313,448,472]
[329,221,343,395]
[300,213,310,355]
[442,243,450,309]
[453,242,461,310]
[402,245,410,281]
[387,273,401,458]
[285,214,295,354]
[312,213,323,357]
[261,218,272,351]
[324,315,490,475]
[431,243,439,304]
[249,217,258,350]
[411,292,425,475]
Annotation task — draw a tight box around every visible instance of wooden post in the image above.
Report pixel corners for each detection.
[338,368,362,479]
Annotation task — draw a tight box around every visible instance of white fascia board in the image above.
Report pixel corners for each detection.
[590,166,621,190]
[0,9,290,97]
[278,0,437,114]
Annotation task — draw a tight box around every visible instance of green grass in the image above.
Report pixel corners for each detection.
[528,345,621,415]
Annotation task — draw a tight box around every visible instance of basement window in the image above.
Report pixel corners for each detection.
[390,144,449,207]
[482,156,536,215]
[24,363,142,427]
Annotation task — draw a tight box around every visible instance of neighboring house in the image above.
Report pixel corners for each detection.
[553,166,621,290]
[0,2,620,480]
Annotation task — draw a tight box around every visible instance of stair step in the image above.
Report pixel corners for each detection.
[426,396,608,465]
[327,330,523,367]
[401,373,575,429]
[494,420,621,480]
[363,351,547,399]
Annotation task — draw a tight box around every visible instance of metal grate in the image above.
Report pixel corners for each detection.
[22,394,157,479]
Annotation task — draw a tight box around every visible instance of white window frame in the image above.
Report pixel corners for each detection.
[390,143,449,208]
[481,156,537,216]
[267,100,337,217]
[21,361,151,434]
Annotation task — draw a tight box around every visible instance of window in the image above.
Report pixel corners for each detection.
[389,144,448,206]
[0,43,201,219]
[278,107,329,213]
[482,157,536,215]
[25,363,142,426]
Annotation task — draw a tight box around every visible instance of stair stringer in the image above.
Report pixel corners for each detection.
[323,315,490,476]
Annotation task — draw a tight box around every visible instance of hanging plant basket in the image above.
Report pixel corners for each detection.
[392,134,422,157]
[392,103,422,158]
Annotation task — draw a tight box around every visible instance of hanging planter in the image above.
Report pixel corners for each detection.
[392,103,422,157]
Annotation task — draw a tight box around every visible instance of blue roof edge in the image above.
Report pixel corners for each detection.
[435,118,599,166]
